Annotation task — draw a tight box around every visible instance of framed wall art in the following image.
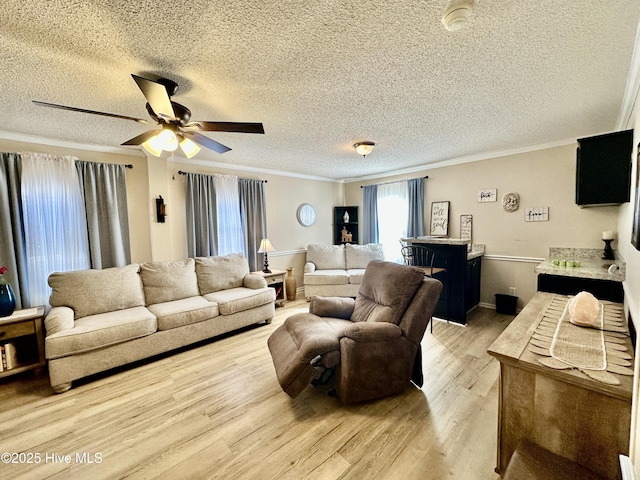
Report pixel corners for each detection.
[430,201,450,236]
[460,214,472,242]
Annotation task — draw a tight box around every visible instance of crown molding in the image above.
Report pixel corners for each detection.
[169,156,337,183]
[343,138,577,183]
[0,130,144,156]
[617,19,640,130]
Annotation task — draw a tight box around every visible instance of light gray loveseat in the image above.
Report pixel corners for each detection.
[44,253,275,393]
[303,243,385,299]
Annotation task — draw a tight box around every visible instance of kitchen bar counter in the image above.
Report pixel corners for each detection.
[534,247,625,282]
[402,236,485,260]
[401,237,484,324]
[535,248,625,302]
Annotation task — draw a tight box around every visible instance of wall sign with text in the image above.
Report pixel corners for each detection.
[477,188,497,202]
[430,201,450,236]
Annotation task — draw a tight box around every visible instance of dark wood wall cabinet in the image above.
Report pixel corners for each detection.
[333,206,359,245]
[575,129,633,207]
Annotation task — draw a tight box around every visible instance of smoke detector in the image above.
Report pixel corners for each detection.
[442,2,473,31]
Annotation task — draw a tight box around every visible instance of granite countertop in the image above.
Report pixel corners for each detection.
[534,247,625,282]
[402,237,485,260]
[404,236,470,246]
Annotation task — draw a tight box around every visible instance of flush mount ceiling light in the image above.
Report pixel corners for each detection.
[354,141,375,158]
[442,2,473,31]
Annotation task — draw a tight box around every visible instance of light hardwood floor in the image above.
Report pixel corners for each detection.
[0,301,514,479]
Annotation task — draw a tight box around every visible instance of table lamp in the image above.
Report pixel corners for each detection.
[258,238,275,273]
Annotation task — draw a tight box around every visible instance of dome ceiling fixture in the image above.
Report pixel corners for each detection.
[442,2,474,31]
[354,141,375,158]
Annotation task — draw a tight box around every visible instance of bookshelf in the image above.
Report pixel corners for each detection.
[333,206,359,245]
[0,306,46,378]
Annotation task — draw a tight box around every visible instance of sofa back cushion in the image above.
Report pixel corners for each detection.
[306,244,345,270]
[195,253,250,294]
[49,264,145,320]
[345,243,385,269]
[140,259,200,305]
[351,260,425,325]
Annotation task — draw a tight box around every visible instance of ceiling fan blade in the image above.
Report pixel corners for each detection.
[131,74,175,120]
[182,131,232,154]
[187,121,264,134]
[32,100,149,124]
[121,130,161,146]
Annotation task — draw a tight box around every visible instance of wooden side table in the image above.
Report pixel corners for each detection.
[0,306,46,378]
[252,270,286,307]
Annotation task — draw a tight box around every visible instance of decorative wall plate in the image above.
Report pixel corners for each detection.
[296,203,316,226]
[502,192,520,212]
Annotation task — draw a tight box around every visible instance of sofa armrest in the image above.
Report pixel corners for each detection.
[44,306,75,336]
[309,296,355,319]
[341,322,402,342]
[243,273,268,289]
[304,262,316,273]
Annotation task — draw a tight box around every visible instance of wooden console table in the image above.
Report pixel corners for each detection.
[487,292,633,480]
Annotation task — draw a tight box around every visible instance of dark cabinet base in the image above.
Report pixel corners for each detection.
[537,274,623,303]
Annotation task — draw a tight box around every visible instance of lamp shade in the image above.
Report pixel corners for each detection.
[179,136,201,159]
[257,238,275,253]
[142,135,163,157]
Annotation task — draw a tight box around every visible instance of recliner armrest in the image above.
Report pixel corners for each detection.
[341,322,402,342]
[309,296,354,319]
[243,273,268,289]
[44,306,75,336]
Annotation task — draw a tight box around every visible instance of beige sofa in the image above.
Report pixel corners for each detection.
[44,253,275,393]
[303,243,385,299]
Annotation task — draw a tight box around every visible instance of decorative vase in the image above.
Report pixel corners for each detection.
[0,284,16,317]
[285,267,297,301]
[343,211,349,223]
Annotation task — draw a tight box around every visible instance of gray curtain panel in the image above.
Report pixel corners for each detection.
[185,173,218,257]
[0,153,27,308]
[239,179,267,272]
[362,184,378,244]
[407,177,425,237]
[75,161,131,268]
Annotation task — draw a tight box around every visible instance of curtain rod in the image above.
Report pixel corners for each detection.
[125,164,133,169]
[360,175,428,188]
[177,171,267,182]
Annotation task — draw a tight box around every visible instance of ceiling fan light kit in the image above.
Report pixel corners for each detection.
[33,74,264,159]
[354,141,375,158]
[442,2,473,31]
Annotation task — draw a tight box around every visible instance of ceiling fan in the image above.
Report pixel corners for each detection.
[33,74,265,158]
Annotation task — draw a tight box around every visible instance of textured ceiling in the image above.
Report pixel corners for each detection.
[0,1,638,180]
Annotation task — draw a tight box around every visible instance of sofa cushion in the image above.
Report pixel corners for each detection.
[147,296,220,331]
[204,287,275,315]
[140,259,200,305]
[304,270,349,285]
[345,243,385,269]
[45,306,157,359]
[306,244,345,270]
[195,253,250,294]
[347,268,366,285]
[49,264,145,320]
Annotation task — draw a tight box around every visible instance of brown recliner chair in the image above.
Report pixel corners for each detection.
[267,260,443,403]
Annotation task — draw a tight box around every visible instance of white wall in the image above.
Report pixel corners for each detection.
[618,95,640,462]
